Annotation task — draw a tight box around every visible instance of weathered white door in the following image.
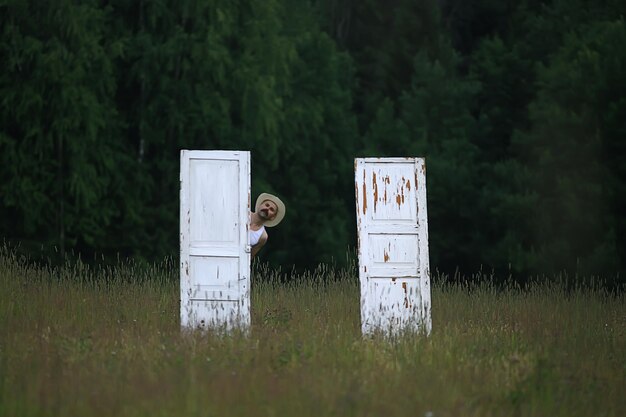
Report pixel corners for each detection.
[180,150,251,330]
[355,158,431,335]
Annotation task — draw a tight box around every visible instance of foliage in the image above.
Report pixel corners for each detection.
[0,0,126,255]
[362,48,481,271]
[513,19,626,276]
[1,0,625,278]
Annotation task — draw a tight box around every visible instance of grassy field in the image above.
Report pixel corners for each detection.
[0,250,624,417]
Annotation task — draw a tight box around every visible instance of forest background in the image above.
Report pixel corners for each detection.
[1,0,625,283]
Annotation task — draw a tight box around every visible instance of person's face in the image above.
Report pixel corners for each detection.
[259,200,278,220]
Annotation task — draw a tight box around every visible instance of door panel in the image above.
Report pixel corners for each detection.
[189,256,240,301]
[189,159,240,245]
[362,278,423,331]
[185,300,242,329]
[368,234,420,266]
[363,162,417,223]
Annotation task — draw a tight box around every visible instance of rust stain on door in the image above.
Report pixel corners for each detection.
[362,170,367,214]
[402,282,409,308]
[373,172,378,211]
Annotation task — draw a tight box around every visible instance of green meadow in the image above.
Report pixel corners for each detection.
[0,251,624,417]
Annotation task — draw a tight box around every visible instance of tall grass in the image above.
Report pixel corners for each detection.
[0,249,624,417]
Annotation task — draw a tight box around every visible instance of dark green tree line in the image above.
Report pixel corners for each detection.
[0,0,129,257]
[1,0,624,280]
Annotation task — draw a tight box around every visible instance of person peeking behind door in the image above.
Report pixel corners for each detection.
[249,193,286,257]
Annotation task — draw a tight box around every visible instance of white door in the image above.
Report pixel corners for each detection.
[355,158,432,335]
[180,150,251,330]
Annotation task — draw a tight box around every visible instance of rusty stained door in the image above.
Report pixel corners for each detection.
[355,158,431,335]
[180,150,251,330]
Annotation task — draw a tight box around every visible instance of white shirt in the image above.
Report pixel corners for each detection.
[248,226,265,246]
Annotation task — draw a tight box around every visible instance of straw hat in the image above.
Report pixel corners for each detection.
[255,193,286,227]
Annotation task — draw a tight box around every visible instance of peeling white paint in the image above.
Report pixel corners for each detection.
[355,158,432,335]
[180,150,251,331]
